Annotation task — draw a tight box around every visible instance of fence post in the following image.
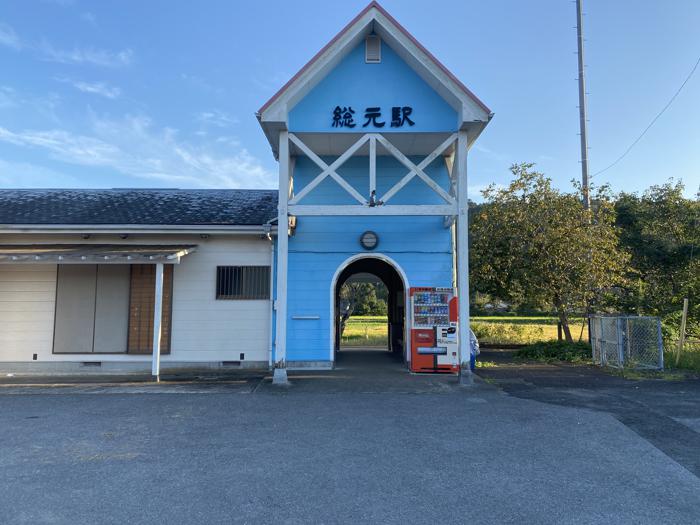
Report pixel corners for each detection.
[587,316,591,344]
[674,298,688,367]
[657,317,664,370]
[616,317,625,368]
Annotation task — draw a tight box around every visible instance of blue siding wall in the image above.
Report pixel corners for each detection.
[273,35,459,364]
[289,41,457,133]
[274,156,454,363]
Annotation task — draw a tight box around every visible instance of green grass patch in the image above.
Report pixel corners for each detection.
[611,368,690,381]
[514,341,592,364]
[341,316,388,347]
[342,315,591,346]
[471,317,588,344]
[663,341,700,373]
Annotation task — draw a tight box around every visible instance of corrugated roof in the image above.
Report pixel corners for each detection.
[0,189,278,226]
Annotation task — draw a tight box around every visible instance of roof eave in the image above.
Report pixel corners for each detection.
[257,1,492,154]
[0,224,279,235]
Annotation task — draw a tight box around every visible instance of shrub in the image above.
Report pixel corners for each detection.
[515,341,591,363]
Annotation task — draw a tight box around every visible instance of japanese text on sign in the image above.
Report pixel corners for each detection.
[332,106,414,128]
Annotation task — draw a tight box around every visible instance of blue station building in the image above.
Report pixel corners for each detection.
[258,2,492,383]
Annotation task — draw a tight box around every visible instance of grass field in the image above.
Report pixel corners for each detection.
[471,316,589,344]
[664,340,700,372]
[340,315,589,347]
[341,316,389,347]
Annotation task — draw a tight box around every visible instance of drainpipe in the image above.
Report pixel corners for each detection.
[264,221,274,370]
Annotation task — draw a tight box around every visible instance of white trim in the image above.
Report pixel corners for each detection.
[369,135,377,196]
[151,262,164,379]
[289,204,456,216]
[288,133,369,205]
[455,130,472,383]
[273,131,290,383]
[329,252,410,364]
[258,6,490,126]
[268,239,275,369]
[0,225,275,233]
[376,134,455,205]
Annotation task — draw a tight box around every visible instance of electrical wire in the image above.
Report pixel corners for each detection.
[591,54,700,178]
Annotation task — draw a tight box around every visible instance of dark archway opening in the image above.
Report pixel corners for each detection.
[334,257,406,363]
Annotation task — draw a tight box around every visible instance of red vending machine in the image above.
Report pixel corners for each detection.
[409,287,459,373]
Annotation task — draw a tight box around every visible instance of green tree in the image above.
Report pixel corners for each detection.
[615,181,700,335]
[470,163,629,341]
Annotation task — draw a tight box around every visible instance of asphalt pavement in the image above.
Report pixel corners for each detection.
[0,350,698,524]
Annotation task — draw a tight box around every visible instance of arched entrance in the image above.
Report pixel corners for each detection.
[331,254,408,366]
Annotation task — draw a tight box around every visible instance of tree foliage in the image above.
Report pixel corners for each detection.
[469,163,629,341]
[338,281,388,335]
[615,181,700,336]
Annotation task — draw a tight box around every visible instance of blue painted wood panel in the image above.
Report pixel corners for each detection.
[273,155,455,363]
[289,41,457,133]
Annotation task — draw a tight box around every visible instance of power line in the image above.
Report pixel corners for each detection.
[591,54,700,178]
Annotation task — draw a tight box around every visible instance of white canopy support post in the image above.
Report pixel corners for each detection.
[455,130,473,385]
[273,130,290,385]
[151,262,164,381]
[369,135,377,198]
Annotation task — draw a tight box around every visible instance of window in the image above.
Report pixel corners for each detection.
[127,265,173,354]
[216,266,270,300]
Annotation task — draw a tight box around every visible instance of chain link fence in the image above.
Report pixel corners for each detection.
[590,315,663,369]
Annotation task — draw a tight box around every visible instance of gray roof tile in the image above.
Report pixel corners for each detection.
[0,189,279,226]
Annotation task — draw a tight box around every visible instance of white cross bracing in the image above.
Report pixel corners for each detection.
[286,132,459,217]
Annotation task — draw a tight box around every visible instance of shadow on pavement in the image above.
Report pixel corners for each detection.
[477,348,700,477]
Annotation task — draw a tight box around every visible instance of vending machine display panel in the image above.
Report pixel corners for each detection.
[409,287,458,373]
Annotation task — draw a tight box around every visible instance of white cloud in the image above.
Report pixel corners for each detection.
[0,126,121,166]
[180,73,223,95]
[39,41,133,67]
[196,110,239,128]
[55,77,121,99]
[0,23,21,50]
[0,23,131,67]
[0,115,275,188]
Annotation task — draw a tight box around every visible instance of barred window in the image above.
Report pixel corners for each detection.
[216,266,270,300]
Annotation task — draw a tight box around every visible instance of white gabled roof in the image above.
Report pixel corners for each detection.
[257,1,493,157]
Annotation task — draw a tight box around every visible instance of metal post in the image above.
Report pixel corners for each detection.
[657,317,664,370]
[576,0,590,210]
[151,262,164,381]
[616,317,625,368]
[455,130,472,385]
[273,131,290,385]
[675,298,688,366]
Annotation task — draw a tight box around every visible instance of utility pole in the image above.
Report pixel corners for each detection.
[576,0,591,210]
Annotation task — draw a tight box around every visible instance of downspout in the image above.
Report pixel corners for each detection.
[264,220,275,369]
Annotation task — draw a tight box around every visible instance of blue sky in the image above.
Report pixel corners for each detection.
[0,0,698,199]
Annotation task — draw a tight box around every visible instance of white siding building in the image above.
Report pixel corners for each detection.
[0,190,277,375]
